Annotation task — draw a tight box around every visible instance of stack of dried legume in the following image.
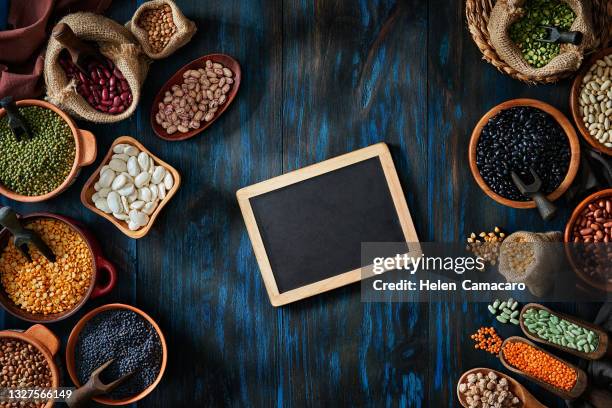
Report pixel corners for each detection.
[579,54,612,148]
[0,106,75,196]
[137,4,177,53]
[0,338,52,408]
[522,307,599,353]
[502,340,577,391]
[0,219,92,315]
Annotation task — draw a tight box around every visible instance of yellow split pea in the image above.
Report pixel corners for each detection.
[0,219,92,315]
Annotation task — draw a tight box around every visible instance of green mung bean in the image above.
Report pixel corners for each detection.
[0,106,75,196]
[509,0,576,68]
[522,307,599,352]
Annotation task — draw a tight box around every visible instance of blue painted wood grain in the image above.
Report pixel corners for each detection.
[0,1,603,407]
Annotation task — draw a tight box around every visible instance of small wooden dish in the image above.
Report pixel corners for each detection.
[80,136,181,239]
[468,98,581,209]
[570,47,612,156]
[499,336,587,401]
[150,54,241,141]
[564,188,612,292]
[0,325,60,408]
[457,367,546,408]
[519,303,610,360]
[0,99,97,202]
[65,303,167,405]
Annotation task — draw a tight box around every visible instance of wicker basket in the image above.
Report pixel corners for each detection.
[466,0,612,84]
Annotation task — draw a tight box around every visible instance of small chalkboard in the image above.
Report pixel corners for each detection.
[237,143,419,306]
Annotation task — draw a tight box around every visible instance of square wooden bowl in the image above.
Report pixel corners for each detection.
[80,136,181,239]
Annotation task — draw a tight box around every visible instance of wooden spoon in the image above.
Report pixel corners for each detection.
[519,303,611,360]
[150,54,241,141]
[500,337,612,407]
[457,367,546,408]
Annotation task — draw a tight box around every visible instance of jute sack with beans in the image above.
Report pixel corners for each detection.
[488,0,596,81]
[126,0,196,59]
[45,13,149,123]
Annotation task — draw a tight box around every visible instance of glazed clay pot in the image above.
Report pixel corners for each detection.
[0,324,61,408]
[66,303,168,406]
[0,212,117,323]
[0,99,96,202]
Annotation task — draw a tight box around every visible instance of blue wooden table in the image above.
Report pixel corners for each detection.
[0,1,605,407]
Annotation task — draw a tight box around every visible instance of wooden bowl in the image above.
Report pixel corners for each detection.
[563,188,612,292]
[151,54,241,141]
[0,212,116,323]
[499,336,587,401]
[0,99,97,202]
[65,303,167,405]
[0,324,60,408]
[457,367,546,408]
[468,98,581,208]
[519,303,610,360]
[570,47,612,156]
[80,136,181,239]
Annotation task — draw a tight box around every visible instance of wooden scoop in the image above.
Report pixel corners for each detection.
[519,303,611,360]
[499,337,612,407]
[457,367,546,408]
[51,23,102,75]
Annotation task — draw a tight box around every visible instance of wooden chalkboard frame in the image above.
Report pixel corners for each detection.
[237,143,419,306]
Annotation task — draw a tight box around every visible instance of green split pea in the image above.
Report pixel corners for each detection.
[0,106,75,196]
[522,308,599,353]
[509,0,576,68]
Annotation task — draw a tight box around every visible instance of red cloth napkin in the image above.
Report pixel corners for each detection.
[0,0,112,99]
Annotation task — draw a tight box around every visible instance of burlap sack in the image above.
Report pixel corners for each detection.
[498,231,563,297]
[126,0,196,60]
[488,0,596,80]
[44,13,150,123]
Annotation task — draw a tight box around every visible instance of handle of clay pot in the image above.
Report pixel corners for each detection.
[90,256,116,299]
[76,129,97,167]
[24,324,60,356]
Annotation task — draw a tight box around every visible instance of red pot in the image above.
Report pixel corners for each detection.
[0,211,117,323]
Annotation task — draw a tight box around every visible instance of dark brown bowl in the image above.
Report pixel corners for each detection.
[570,48,612,156]
[469,98,581,208]
[519,303,610,360]
[66,303,168,405]
[563,188,612,293]
[0,212,116,323]
[499,336,587,401]
[151,54,241,141]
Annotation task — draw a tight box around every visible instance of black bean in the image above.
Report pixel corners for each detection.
[75,309,162,400]
[476,106,570,201]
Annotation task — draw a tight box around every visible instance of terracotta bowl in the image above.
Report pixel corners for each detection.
[563,188,612,292]
[570,47,612,156]
[0,212,117,323]
[469,98,581,208]
[0,99,97,202]
[66,303,168,405]
[151,53,241,141]
[80,136,181,239]
[0,324,60,408]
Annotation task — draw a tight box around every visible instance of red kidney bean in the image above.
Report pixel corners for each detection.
[58,49,132,115]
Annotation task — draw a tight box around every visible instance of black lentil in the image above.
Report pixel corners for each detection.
[476,106,571,201]
[0,106,75,196]
[75,309,162,400]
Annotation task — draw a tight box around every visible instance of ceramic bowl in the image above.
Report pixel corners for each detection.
[469,98,580,208]
[80,136,181,239]
[151,54,241,141]
[570,47,612,156]
[0,212,116,323]
[564,188,612,293]
[0,324,60,408]
[0,99,97,202]
[65,303,168,405]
